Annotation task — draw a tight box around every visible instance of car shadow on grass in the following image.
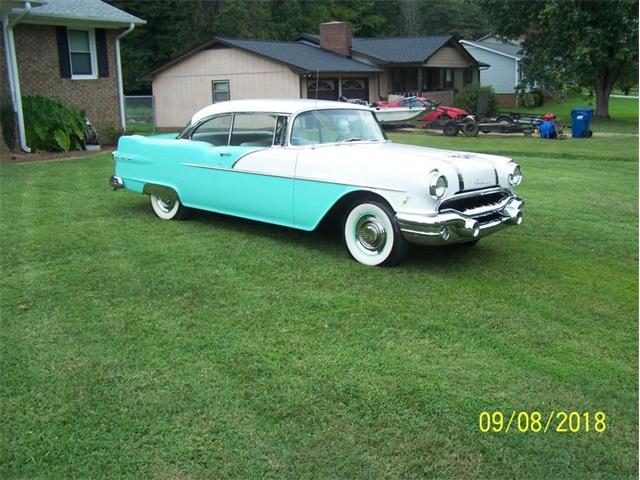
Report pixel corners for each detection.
[121,200,512,271]
[189,208,508,270]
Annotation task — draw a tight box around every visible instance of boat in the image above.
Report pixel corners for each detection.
[373,107,427,127]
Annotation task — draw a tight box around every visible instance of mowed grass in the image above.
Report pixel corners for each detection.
[1,133,638,479]
[508,94,639,134]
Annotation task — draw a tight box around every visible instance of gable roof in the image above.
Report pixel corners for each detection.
[460,39,523,60]
[144,37,381,79]
[352,35,454,63]
[296,33,467,65]
[10,0,145,27]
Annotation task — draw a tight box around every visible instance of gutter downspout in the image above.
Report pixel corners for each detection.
[115,22,135,131]
[3,1,32,152]
[514,59,519,108]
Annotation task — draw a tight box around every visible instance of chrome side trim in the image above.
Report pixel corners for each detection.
[229,148,270,168]
[180,163,406,193]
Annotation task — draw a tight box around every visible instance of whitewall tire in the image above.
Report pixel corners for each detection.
[150,193,188,220]
[343,200,408,267]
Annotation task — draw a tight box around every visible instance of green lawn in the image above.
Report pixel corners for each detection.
[1,134,638,478]
[507,94,638,134]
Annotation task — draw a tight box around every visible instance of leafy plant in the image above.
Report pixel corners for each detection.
[453,84,498,116]
[99,122,124,146]
[22,95,85,152]
[1,94,16,150]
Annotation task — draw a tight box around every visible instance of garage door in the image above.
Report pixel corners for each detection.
[307,79,338,101]
[341,78,368,101]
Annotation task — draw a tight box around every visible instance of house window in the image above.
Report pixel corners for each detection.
[308,80,335,91]
[212,80,230,103]
[68,29,97,79]
[444,68,454,88]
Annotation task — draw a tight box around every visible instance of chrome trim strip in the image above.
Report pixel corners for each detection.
[229,148,270,168]
[180,163,406,193]
[457,171,465,190]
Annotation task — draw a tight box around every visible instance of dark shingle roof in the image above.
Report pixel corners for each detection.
[145,37,381,78]
[24,0,145,26]
[351,35,453,63]
[218,38,381,73]
[298,33,455,64]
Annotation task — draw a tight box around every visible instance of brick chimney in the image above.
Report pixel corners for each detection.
[319,21,352,56]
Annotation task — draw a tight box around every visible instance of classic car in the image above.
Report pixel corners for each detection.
[111,99,524,266]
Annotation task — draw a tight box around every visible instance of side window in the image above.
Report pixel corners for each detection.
[230,113,277,146]
[212,80,230,103]
[68,29,97,79]
[273,116,289,146]
[191,115,232,146]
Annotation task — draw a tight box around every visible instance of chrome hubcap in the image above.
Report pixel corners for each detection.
[355,215,386,252]
[156,196,174,213]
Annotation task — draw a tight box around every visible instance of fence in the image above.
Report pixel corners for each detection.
[124,95,154,131]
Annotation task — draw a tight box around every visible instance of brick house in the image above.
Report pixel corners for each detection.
[1,0,144,152]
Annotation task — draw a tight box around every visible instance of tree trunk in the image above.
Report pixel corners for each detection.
[594,83,613,119]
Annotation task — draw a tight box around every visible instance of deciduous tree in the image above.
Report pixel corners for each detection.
[482,0,639,118]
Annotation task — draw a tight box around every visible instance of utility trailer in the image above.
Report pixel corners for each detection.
[441,111,543,137]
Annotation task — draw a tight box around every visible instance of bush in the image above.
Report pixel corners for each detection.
[453,84,498,116]
[99,122,124,146]
[531,88,545,106]
[22,96,85,152]
[1,94,16,150]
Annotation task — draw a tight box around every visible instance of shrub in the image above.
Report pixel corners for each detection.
[99,122,124,146]
[531,88,545,106]
[22,95,85,152]
[522,93,538,107]
[453,84,498,116]
[1,94,16,150]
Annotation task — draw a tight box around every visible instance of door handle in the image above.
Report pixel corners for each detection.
[219,152,232,157]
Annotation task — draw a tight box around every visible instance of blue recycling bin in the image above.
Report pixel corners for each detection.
[571,107,594,138]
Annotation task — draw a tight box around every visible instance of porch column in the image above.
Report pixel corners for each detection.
[417,68,423,96]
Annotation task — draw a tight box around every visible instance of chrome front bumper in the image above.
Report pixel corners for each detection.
[110,175,124,190]
[396,195,524,246]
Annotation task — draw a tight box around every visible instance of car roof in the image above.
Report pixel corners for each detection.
[190,99,371,124]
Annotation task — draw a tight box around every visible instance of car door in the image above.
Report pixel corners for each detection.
[182,113,297,227]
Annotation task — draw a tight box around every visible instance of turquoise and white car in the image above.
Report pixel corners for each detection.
[111,99,524,266]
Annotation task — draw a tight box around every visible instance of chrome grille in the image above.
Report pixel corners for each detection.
[438,188,510,218]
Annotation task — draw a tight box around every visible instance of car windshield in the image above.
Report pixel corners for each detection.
[290,109,386,146]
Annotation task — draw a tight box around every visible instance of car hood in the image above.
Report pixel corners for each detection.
[296,142,508,193]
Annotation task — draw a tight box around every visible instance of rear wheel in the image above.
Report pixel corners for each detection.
[462,121,480,137]
[150,193,189,220]
[442,120,459,137]
[343,200,408,266]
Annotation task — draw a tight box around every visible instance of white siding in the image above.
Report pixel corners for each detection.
[462,44,517,94]
[152,46,300,128]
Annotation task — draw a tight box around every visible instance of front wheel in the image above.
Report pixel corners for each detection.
[150,193,189,220]
[343,200,408,266]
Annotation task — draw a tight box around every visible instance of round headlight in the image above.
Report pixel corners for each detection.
[428,172,448,199]
[508,164,523,187]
